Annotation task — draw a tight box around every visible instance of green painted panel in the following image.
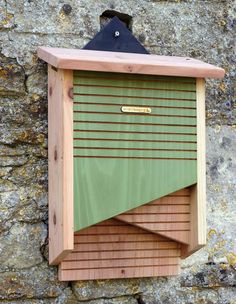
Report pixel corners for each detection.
[74,122,196,134]
[74,94,196,108]
[74,79,196,91]
[73,71,197,232]
[73,86,196,100]
[74,140,196,151]
[74,104,196,116]
[74,150,196,158]
[74,70,196,86]
[74,159,196,231]
[74,112,196,126]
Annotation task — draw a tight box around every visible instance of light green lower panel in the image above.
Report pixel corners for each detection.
[74,158,196,232]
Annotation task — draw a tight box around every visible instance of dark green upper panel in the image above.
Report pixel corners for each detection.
[73,71,197,232]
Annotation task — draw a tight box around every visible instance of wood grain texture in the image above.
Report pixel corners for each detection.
[59,218,181,281]
[182,79,206,257]
[37,47,225,78]
[48,66,74,265]
[116,188,190,244]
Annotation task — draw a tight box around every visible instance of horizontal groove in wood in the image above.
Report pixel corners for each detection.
[74,83,196,93]
[73,138,197,156]
[73,81,196,100]
[73,241,179,251]
[74,72,196,85]
[153,229,190,232]
[65,249,180,261]
[74,234,168,243]
[150,195,190,204]
[74,155,197,160]
[110,222,190,231]
[61,263,179,271]
[124,205,190,214]
[73,97,196,109]
[150,196,190,203]
[73,101,196,110]
[167,196,189,199]
[118,214,190,222]
[78,212,191,217]
[64,255,179,262]
[73,82,196,97]
[74,93,195,102]
[74,147,197,152]
[73,240,172,245]
[71,248,180,254]
[149,203,190,206]
[73,135,197,144]
[74,110,196,119]
[76,227,154,235]
[61,258,179,270]
[159,188,190,198]
[65,248,180,260]
[74,120,197,127]
[126,221,190,224]
[59,265,180,280]
[74,129,197,137]
[74,104,196,118]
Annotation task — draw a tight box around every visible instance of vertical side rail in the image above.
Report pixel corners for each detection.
[195,78,207,249]
[48,66,74,265]
[182,78,206,257]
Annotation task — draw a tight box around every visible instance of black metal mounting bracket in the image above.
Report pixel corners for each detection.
[83,16,149,54]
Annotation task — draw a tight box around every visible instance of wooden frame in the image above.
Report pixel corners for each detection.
[48,66,74,264]
[38,47,224,279]
[189,78,206,253]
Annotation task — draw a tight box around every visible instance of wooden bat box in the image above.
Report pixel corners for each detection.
[37,47,224,281]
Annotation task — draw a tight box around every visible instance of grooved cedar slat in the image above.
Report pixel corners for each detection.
[74,83,196,93]
[74,156,196,160]
[74,233,168,243]
[116,189,191,244]
[168,188,190,195]
[73,240,179,251]
[123,204,190,214]
[59,218,181,281]
[74,72,196,85]
[73,129,196,135]
[61,257,179,270]
[59,265,180,281]
[74,101,196,110]
[74,110,196,118]
[74,96,197,108]
[73,113,196,126]
[65,249,180,261]
[117,213,190,222]
[74,119,196,127]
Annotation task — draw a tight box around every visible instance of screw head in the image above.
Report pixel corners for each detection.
[62,4,72,15]
[114,31,120,38]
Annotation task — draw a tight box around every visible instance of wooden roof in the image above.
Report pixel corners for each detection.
[38,47,224,79]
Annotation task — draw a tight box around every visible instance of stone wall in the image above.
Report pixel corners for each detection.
[0,0,235,303]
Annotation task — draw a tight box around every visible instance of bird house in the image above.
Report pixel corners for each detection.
[38,20,224,281]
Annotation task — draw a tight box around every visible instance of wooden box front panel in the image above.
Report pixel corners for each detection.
[59,218,181,281]
[73,71,197,232]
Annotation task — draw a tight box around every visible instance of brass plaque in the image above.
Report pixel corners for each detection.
[121,106,152,114]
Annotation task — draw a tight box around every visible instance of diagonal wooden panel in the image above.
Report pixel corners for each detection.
[59,218,181,281]
[116,188,191,244]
